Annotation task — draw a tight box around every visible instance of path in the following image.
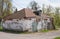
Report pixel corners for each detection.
[0,29,60,39]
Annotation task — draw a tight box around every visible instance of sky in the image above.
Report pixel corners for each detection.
[12,0,60,10]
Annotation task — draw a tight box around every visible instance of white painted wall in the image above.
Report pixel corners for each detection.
[2,19,35,31]
[2,18,51,32]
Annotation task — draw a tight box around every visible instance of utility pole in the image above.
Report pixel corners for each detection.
[1,0,4,17]
[42,4,45,14]
[0,0,4,26]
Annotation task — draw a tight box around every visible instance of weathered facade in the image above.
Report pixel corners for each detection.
[2,8,37,32]
[40,13,55,30]
[2,8,55,32]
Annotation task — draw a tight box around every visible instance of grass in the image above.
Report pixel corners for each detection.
[54,37,60,39]
[40,29,49,32]
[0,26,3,31]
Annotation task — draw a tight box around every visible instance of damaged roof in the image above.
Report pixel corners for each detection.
[3,8,36,20]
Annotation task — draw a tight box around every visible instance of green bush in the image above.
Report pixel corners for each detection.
[54,14,60,28]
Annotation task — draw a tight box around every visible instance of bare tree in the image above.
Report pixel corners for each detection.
[46,5,52,14]
[29,1,40,11]
[3,0,12,16]
[28,1,42,16]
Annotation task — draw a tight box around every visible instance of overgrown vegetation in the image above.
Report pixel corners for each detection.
[44,6,60,28]
[54,14,60,28]
[54,37,60,39]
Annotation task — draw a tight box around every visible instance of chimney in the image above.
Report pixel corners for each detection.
[14,8,17,13]
[39,10,42,16]
[33,10,42,16]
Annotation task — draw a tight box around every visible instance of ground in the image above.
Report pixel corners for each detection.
[0,29,60,39]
